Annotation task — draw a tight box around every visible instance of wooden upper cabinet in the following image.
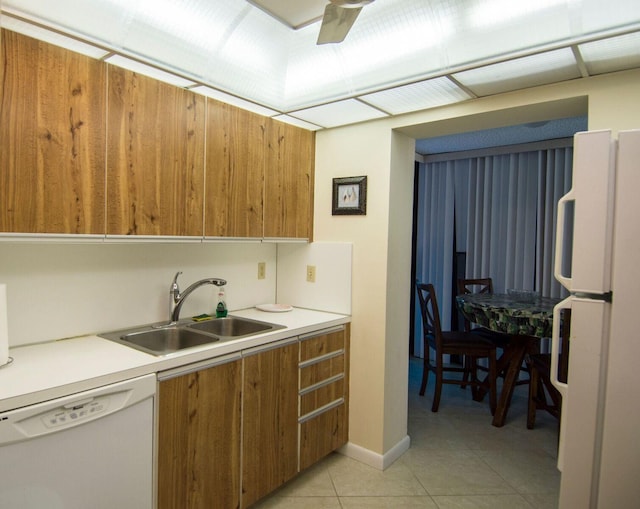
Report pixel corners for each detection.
[205,99,264,238]
[106,66,205,236]
[0,30,106,234]
[264,119,315,240]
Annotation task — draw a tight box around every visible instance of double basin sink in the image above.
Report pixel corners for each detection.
[99,316,285,356]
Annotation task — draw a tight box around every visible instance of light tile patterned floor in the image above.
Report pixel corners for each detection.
[255,357,560,509]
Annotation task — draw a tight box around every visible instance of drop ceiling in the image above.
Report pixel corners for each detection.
[1,0,639,131]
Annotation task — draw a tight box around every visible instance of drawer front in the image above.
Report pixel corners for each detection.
[299,403,348,471]
[300,378,345,416]
[300,330,344,362]
[300,354,344,390]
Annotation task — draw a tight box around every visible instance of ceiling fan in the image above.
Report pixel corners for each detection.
[317,0,375,45]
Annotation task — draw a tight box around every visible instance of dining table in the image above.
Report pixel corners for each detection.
[456,292,563,427]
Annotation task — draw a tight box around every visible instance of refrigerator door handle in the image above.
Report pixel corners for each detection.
[551,297,572,398]
[554,190,575,290]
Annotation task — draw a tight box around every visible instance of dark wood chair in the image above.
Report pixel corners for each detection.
[526,309,571,429]
[456,277,509,346]
[416,282,497,414]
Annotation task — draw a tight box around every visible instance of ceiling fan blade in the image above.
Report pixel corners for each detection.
[317,3,363,45]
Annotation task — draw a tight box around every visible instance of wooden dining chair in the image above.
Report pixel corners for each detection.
[526,309,571,429]
[456,277,509,346]
[416,282,497,414]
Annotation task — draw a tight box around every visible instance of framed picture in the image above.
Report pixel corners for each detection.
[332,176,367,215]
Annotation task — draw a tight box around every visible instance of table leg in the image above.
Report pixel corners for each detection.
[491,337,532,427]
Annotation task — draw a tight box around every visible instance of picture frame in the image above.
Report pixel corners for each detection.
[332,176,367,215]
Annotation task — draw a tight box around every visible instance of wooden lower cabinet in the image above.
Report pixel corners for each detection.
[157,357,242,509]
[156,328,349,508]
[241,340,299,508]
[298,326,350,472]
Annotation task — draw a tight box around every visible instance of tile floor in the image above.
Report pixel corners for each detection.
[255,357,561,509]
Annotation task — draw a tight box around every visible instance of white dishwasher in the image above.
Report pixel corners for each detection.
[0,373,155,509]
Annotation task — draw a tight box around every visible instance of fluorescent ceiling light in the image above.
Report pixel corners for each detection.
[360,77,472,115]
[191,86,280,117]
[289,99,387,128]
[0,15,110,59]
[272,115,322,131]
[453,49,581,96]
[468,0,568,27]
[104,54,196,88]
[579,32,640,75]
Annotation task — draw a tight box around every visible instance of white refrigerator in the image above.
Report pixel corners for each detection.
[552,129,640,509]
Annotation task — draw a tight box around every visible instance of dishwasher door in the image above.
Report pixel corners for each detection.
[0,374,155,509]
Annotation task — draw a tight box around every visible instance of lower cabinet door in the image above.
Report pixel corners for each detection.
[241,342,299,508]
[299,402,348,472]
[157,359,242,509]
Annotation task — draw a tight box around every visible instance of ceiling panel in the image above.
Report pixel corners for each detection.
[289,99,388,128]
[359,77,472,115]
[453,49,582,97]
[579,32,640,75]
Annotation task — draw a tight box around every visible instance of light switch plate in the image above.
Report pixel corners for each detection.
[258,262,266,280]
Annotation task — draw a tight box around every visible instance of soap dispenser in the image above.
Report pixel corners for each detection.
[215,286,228,318]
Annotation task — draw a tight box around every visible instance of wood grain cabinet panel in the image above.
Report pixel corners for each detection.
[264,119,314,240]
[205,99,264,238]
[300,404,348,472]
[0,30,106,234]
[158,359,242,509]
[242,342,299,508]
[106,66,205,236]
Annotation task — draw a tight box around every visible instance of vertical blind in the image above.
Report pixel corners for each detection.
[414,145,573,357]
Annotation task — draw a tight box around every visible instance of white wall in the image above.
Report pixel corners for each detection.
[0,242,277,346]
[313,68,640,467]
[0,239,353,348]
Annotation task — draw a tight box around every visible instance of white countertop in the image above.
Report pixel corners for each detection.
[0,307,350,412]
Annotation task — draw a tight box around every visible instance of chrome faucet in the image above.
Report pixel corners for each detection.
[169,271,227,323]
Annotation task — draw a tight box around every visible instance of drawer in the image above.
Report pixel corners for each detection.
[299,403,348,471]
[300,330,344,362]
[300,354,344,390]
[300,378,345,416]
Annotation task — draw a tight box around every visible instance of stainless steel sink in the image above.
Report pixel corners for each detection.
[99,315,284,356]
[186,316,279,337]
[117,327,218,356]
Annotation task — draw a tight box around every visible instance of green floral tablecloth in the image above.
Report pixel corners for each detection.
[456,293,562,338]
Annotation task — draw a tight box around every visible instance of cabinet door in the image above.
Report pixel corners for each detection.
[106,66,205,236]
[205,99,264,238]
[0,30,106,234]
[158,359,242,509]
[299,326,350,471]
[242,341,298,508]
[264,119,315,240]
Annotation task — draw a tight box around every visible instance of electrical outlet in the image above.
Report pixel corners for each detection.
[306,265,316,283]
[258,262,266,280]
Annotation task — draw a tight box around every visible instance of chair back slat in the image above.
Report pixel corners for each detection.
[416,283,442,348]
[457,277,494,296]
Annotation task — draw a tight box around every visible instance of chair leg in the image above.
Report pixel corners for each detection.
[488,350,497,416]
[527,364,539,429]
[419,354,429,396]
[461,355,471,389]
[432,366,443,412]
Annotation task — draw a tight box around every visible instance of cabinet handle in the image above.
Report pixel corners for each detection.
[157,352,241,380]
[298,398,344,423]
[299,349,344,368]
[298,325,345,341]
[299,373,344,396]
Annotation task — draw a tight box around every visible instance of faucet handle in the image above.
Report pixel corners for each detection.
[171,271,183,289]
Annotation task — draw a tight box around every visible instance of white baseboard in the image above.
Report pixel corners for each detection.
[338,435,411,471]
